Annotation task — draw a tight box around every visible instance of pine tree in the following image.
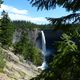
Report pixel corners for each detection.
[0,11,15,48]
[29,0,80,26]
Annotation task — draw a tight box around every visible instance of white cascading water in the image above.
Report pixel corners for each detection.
[41,31,46,56]
[38,31,48,70]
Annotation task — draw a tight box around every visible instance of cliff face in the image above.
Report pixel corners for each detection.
[28,29,40,45]
[12,29,40,44]
[0,29,63,80]
[34,29,63,49]
[12,28,63,51]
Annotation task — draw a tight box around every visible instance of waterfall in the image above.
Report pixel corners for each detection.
[41,31,46,56]
[38,31,48,70]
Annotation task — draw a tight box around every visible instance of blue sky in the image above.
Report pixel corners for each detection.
[0,0,71,24]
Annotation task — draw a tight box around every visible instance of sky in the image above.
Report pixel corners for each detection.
[0,0,72,24]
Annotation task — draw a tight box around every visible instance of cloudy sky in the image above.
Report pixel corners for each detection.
[0,0,71,24]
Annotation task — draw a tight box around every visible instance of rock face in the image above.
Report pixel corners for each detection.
[28,29,40,45]
[12,29,63,49]
[44,30,63,48]
[0,49,40,80]
[12,28,40,45]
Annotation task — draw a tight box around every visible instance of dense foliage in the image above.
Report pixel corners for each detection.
[0,11,15,48]
[0,47,6,72]
[29,0,80,80]
[14,30,42,65]
[31,27,80,80]
[13,20,54,30]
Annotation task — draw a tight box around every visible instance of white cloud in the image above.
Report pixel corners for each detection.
[0,4,49,24]
[9,13,49,24]
[0,4,28,15]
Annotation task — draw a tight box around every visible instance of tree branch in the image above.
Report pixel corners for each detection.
[46,13,80,25]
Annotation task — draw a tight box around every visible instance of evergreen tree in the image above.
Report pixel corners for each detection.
[29,0,80,26]
[0,11,15,48]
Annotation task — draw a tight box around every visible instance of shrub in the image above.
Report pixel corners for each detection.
[0,47,6,72]
[32,47,42,65]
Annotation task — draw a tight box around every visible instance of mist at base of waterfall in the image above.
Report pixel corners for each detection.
[37,48,54,70]
[37,61,48,70]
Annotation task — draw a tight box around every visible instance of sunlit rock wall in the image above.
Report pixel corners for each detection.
[12,28,63,50]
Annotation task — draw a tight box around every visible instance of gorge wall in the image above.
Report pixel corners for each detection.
[13,28,63,53]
